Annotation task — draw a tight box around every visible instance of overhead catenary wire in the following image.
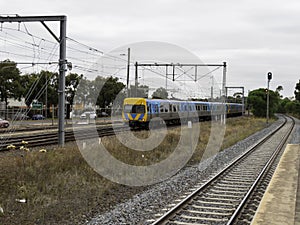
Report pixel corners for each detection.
[0,19,223,105]
[0,24,125,74]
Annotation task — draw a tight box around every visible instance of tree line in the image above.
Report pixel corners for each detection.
[247,81,300,118]
[0,59,151,117]
[0,59,172,112]
[1,59,299,119]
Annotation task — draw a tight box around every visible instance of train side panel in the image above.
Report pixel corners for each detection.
[123,98,244,129]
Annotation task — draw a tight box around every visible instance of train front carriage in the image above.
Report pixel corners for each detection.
[122,98,148,129]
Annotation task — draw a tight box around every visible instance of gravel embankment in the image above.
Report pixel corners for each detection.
[88,116,298,225]
[290,116,300,144]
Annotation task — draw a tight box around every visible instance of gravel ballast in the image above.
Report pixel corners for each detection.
[88,116,299,225]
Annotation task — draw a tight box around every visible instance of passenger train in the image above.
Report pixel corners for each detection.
[122,98,244,129]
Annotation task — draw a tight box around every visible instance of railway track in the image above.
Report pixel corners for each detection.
[0,124,128,151]
[0,117,198,151]
[151,115,295,225]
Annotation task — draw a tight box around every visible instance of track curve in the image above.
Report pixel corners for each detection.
[151,115,295,225]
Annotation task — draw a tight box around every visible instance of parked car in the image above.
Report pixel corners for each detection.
[80,111,97,119]
[100,111,109,117]
[0,118,9,128]
[13,113,30,120]
[32,114,45,120]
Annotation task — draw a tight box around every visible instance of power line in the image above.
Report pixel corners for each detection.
[67,37,104,54]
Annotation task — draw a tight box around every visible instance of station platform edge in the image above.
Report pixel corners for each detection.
[251,144,300,225]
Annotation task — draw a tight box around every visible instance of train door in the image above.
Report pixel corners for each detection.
[151,102,159,118]
[169,104,173,118]
[147,102,152,120]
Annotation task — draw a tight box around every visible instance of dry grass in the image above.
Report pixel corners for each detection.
[222,117,268,149]
[0,146,119,224]
[0,116,267,224]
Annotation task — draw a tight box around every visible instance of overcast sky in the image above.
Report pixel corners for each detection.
[2,0,300,97]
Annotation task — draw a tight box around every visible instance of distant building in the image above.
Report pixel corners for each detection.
[7,98,27,108]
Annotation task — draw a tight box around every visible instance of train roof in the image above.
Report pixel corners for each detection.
[124,98,242,106]
[146,98,208,104]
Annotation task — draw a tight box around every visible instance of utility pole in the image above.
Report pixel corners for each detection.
[222,62,227,100]
[222,62,227,124]
[135,62,138,97]
[266,72,272,124]
[126,48,130,97]
[225,86,245,116]
[0,15,67,147]
[211,76,214,100]
[58,17,67,146]
[45,74,47,118]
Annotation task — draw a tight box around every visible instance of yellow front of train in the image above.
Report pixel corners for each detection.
[122,98,148,128]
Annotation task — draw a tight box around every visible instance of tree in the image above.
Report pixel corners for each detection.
[128,84,149,98]
[94,76,125,109]
[73,76,92,107]
[23,70,59,107]
[231,92,243,103]
[152,87,168,99]
[66,73,83,106]
[285,101,297,113]
[295,80,300,101]
[277,97,291,113]
[275,85,283,99]
[247,88,280,117]
[0,60,24,111]
[276,85,283,93]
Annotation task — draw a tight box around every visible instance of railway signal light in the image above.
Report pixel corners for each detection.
[267,72,272,80]
[266,72,272,124]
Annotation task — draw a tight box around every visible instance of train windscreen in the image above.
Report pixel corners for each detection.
[124,105,145,113]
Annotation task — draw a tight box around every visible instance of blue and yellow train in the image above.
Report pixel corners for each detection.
[122,98,243,129]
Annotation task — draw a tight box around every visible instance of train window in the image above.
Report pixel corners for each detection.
[147,104,150,113]
[173,105,177,112]
[170,104,172,112]
[165,105,169,113]
[160,105,164,113]
[133,105,145,113]
[124,105,132,113]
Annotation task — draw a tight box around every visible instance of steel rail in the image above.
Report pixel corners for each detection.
[226,115,295,224]
[0,125,128,151]
[152,116,291,225]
